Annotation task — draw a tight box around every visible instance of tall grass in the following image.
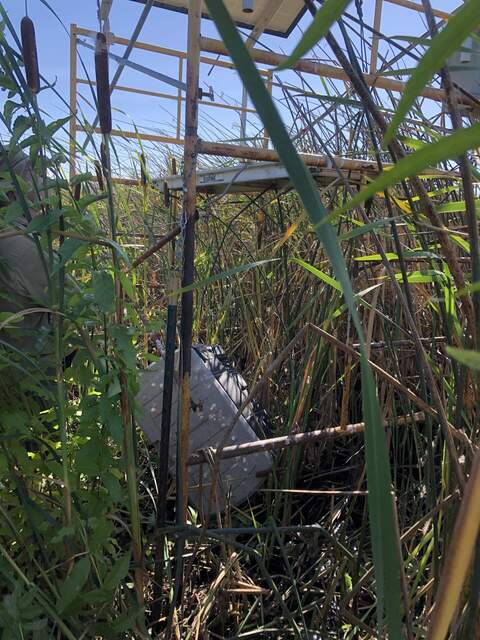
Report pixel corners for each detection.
[0,2,479,639]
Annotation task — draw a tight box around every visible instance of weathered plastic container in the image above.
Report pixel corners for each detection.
[448,37,480,99]
[136,345,272,514]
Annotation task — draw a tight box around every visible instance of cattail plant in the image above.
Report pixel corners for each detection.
[73,181,81,202]
[94,32,112,134]
[100,140,109,177]
[94,34,144,605]
[94,159,104,190]
[20,16,40,94]
[140,152,147,187]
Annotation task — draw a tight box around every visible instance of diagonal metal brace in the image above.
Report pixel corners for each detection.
[78,38,187,91]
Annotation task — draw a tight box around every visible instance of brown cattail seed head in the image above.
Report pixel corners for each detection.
[94,32,112,134]
[21,17,40,94]
[140,152,147,186]
[73,182,82,202]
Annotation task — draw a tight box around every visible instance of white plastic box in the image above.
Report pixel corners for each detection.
[136,345,272,515]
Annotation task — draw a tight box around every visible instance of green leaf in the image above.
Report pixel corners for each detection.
[339,217,393,241]
[170,259,278,295]
[92,270,115,314]
[446,347,480,370]
[276,0,353,70]
[203,1,402,636]
[105,239,130,265]
[57,557,90,613]
[103,472,122,502]
[76,439,111,476]
[3,100,21,128]
[3,201,24,224]
[107,376,122,398]
[70,172,93,187]
[110,325,137,370]
[26,209,62,233]
[81,588,112,605]
[119,271,135,302]
[46,116,71,137]
[385,0,480,143]
[394,270,448,284]
[58,238,85,264]
[456,280,480,297]
[75,193,108,210]
[333,124,480,220]
[11,116,33,147]
[0,74,16,91]
[291,257,342,291]
[103,551,131,591]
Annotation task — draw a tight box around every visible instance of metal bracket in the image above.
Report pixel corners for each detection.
[199,85,215,101]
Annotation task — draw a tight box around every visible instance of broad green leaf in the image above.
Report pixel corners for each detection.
[110,325,137,370]
[446,346,480,370]
[107,376,121,398]
[355,252,399,262]
[3,201,24,224]
[92,270,115,314]
[385,0,480,143]
[104,551,131,591]
[0,74,16,91]
[333,123,480,220]
[104,239,130,265]
[75,193,108,210]
[394,270,448,285]
[46,116,71,137]
[76,439,111,476]
[204,1,402,636]
[58,237,85,264]
[276,0,352,70]
[451,234,470,253]
[57,557,90,613]
[26,209,62,233]
[103,473,122,502]
[119,271,136,302]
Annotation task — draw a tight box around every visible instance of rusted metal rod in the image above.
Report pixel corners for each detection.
[187,412,426,466]
[197,140,458,178]
[199,37,476,108]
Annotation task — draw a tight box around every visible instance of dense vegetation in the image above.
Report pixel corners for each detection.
[1,0,480,638]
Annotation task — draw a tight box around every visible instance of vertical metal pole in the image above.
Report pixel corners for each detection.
[370,0,383,74]
[152,159,178,624]
[263,71,272,148]
[240,84,248,143]
[167,3,201,629]
[176,57,183,142]
[177,0,201,542]
[69,24,78,180]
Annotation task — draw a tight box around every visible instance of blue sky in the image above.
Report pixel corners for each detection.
[1,0,462,174]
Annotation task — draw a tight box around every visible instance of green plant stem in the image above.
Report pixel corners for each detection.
[103,134,144,608]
